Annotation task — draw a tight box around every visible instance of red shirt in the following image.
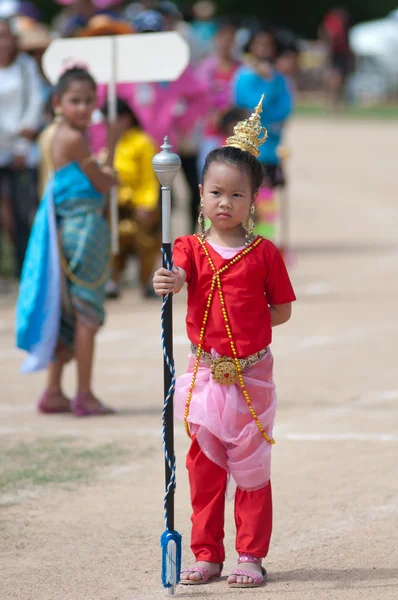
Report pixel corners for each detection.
[173,235,296,358]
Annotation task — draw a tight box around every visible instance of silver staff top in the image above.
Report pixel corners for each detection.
[152,136,181,188]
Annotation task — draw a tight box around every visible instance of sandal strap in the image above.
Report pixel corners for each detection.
[238,553,261,564]
[230,568,265,586]
[181,566,210,582]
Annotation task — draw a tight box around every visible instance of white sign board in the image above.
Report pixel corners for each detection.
[42,31,190,84]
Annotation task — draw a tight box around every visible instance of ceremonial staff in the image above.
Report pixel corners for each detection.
[153,137,182,595]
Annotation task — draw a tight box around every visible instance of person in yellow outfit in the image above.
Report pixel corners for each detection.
[102,99,160,299]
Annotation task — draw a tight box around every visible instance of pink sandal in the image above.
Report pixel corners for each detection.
[228,554,267,588]
[37,390,71,414]
[72,392,115,417]
[180,563,223,585]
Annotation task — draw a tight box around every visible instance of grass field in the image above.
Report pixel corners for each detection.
[1,438,130,505]
[296,101,398,119]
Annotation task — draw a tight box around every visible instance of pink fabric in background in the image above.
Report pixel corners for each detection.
[196,56,239,111]
[256,186,278,222]
[175,350,277,491]
[89,66,210,154]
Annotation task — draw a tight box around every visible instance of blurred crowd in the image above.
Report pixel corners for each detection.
[0,0,355,297]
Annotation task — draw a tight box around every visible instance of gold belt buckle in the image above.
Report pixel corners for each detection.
[211,357,239,385]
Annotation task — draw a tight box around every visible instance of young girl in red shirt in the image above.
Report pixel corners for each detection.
[153,99,296,588]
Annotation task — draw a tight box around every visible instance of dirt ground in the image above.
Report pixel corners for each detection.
[1,118,398,600]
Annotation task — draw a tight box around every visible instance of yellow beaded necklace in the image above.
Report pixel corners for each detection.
[184,235,275,446]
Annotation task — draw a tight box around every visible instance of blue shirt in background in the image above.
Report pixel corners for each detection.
[232,66,294,165]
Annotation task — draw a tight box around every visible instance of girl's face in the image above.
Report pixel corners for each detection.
[55,80,97,130]
[276,51,299,77]
[116,113,133,134]
[215,26,236,57]
[250,32,277,61]
[200,162,256,233]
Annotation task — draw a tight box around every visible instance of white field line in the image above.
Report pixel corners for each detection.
[295,261,398,298]
[0,488,41,506]
[294,282,335,296]
[273,323,398,358]
[0,402,33,413]
[0,424,151,436]
[101,383,133,392]
[4,426,396,443]
[0,418,397,443]
[274,385,398,434]
[382,390,398,400]
[281,432,398,442]
[98,329,188,346]
[107,464,139,478]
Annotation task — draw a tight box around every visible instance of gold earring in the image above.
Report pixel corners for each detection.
[245,204,256,245]
[54,107,63,123]
[198,199,206,238]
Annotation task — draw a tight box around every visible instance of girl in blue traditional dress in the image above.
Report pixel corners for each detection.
[16,64,120,416]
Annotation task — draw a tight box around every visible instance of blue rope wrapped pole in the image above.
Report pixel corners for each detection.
[160,249,182,591]
[153,137,182,595]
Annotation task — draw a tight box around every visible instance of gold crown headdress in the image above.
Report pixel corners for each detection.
[225,95,268,158]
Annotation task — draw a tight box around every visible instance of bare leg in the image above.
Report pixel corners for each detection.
[47,358,64,392]
[39,347,72,413]
[75,321,96,394]
[73,320,114,415]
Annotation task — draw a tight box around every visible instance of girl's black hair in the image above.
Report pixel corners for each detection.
[54,67,97,98]
[244,23,281,57]
[276,28,300,55]
[102,97,141,128]
[215,15,240,31]
[202,146,264,193]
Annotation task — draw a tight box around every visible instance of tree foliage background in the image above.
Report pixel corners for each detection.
[213,0,398,37]
[39,0,398,38]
